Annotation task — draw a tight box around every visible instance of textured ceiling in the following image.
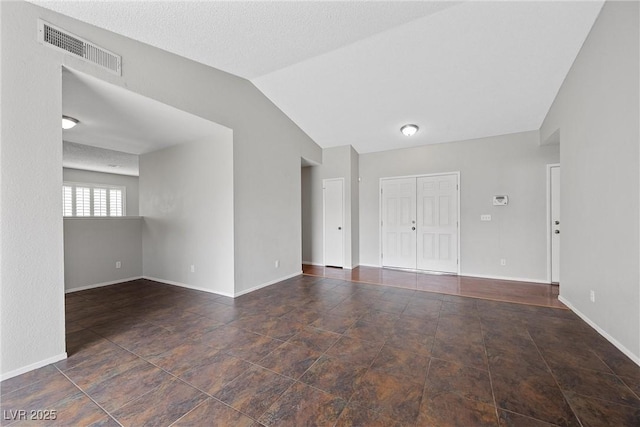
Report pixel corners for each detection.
[41,1,603,154]
[63,141,140,176]
[33,1,461,79]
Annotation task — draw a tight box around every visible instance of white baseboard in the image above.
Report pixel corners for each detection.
[234,271,302,297]
[302,261,324,266]
[142,276,234,298]
[65,272,305,300]
[65,276,143,293]
[461,273,549,284]
[558,296,640,367]
[0,352,67,382]
[358,263,381,268]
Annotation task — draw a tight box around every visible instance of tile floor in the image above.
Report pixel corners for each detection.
[1,276,639,426]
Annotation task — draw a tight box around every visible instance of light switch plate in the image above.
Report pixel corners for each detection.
[481,215,491,221]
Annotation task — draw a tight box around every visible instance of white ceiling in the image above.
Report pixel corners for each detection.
[62,68,230,155]
[35,1,462,79]
[62,67,230,175]
[41,1,604,154]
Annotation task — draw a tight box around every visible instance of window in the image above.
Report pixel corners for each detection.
[94,188,107,216]
[62,185,73,216]
[62,182,126,217]
[110,189,123,216]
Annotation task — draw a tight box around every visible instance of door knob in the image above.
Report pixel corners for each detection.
[338,227,342,230]
[412,227,416,231]
[554,230,560,234]
[555,220,560,225]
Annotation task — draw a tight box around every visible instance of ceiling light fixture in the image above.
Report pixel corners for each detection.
[400,124,419,137]
[62,115,79,130]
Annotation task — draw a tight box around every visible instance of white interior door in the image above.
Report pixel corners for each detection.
[323,178,344,268]
[381,178,417,269]
[550,166,561,283]
[416,174,458,273]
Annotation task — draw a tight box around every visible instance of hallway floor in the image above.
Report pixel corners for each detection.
[1,276,638,426]
[303,264,564,309]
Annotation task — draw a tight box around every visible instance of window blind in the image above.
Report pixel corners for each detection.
[62,182,126,217]
[62,186,73,216]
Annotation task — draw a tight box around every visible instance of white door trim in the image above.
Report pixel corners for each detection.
[379,172,461,274]
[546,163,560,283]
[323,178,345,268]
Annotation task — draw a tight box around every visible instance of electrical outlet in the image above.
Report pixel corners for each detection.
[481,214,492,221]
[500,258,506,266]
[590,290,595,302]
[275,260,280,268]
[115,261,121,269]
[190,265,195,273]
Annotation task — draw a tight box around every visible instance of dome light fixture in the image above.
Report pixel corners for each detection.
[400,124,419,137]
[62,116,79,130]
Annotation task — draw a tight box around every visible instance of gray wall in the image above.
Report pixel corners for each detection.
[541,1,639,361]
[359,131,559,282]
[0,1,320,378]
[140,139,235,296]
[64,218,142,291]
[63,168,139,216]
[302,146,360,268]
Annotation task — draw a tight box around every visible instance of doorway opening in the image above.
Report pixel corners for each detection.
[61,65,235,310]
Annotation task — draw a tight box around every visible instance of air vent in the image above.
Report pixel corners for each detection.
[38,20,121,75]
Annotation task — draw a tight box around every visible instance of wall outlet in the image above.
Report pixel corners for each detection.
[190,265,195,273]
[481,214,492,221]
[500,258,506,266]
[115,261,121,269]
[275,260,280,268]
[590,290,595,302]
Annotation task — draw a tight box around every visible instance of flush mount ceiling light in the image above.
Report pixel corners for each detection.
[400,124,419,137]
[62,115,79,130]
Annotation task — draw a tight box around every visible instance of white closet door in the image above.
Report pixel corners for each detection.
[550,166,561,283]
[416,174,458,273]
[381,178,417,269]
[323,178,344,267]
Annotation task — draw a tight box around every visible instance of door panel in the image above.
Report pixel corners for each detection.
[416,175,458,273]
[324,179,344,267]
[381,178,416,269]
[422,197,435,226]
[439,234,451,260]
[439,195,451,226]
[421,233,435,259]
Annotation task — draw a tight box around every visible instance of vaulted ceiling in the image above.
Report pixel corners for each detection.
[35,1,604,154]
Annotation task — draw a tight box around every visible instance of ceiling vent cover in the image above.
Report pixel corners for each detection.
[38,20,121,75]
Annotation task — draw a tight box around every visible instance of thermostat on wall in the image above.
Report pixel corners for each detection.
[493,195,509,206]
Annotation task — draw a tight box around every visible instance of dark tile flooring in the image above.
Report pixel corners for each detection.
[1,276,639,426]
